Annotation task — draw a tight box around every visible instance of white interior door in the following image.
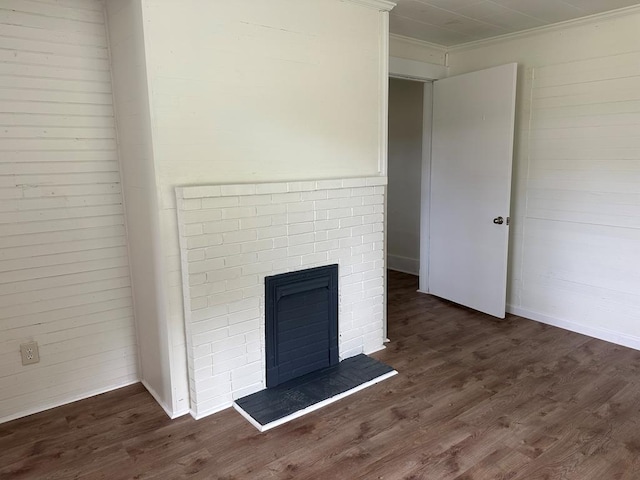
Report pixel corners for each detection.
[428,63,517,318]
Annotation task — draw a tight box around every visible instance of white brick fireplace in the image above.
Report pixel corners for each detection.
[176,177,387,419]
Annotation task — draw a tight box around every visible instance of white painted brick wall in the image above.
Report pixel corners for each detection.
[176,177,387,418]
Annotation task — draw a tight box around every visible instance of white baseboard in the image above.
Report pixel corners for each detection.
[0,378,140,425]
[365,343,387,355]
[387,255,419,276]
[141,379,189,420]
[507,304,640,352]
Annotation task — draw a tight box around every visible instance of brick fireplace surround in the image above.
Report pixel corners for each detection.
[176,177,387,419]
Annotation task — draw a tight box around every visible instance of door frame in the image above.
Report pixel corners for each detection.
[388,56,447,294]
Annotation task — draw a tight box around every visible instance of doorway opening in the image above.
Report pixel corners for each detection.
[387,60,517,320]
[387,76,434,294]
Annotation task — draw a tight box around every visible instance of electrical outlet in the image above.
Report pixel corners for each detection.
[20,341,39,366]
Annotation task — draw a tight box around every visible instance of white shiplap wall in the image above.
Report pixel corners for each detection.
[519,52,640,339]
[389,34,447,67]
[0,0,138,423]
[447,9,640,348]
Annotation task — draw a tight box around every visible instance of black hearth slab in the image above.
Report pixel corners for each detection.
[234,354,396,430]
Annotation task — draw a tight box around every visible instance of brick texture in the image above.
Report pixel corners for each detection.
[176,177,387,418]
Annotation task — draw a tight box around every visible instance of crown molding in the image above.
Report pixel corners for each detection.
[389,33,447,52]
[448,4,640,51]
[341,0,396,12]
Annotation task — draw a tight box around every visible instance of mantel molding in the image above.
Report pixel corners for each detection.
[341,0,396,12]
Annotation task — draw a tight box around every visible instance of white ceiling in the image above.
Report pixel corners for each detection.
[390,0,640,46]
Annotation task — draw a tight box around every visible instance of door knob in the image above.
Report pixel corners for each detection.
[493,216,504,225]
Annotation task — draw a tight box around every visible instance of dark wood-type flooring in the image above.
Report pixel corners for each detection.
[3,271,640,479]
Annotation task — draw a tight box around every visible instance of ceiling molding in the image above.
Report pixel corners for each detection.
[389,33,447,52]
[341,0,396,12]
[447,3,640,51]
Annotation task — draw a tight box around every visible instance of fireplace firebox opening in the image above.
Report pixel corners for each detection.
[265,264,339,388]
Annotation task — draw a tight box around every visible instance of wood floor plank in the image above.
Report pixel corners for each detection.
[2,271,640,479]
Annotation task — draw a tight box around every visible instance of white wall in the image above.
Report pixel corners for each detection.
[447,9,640,346]
[0,0,138,423]
[105,0,182,417]
[104,0,392,419]
[143,0,388,185]
[387,78,423,275]
[390,34,447,66]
